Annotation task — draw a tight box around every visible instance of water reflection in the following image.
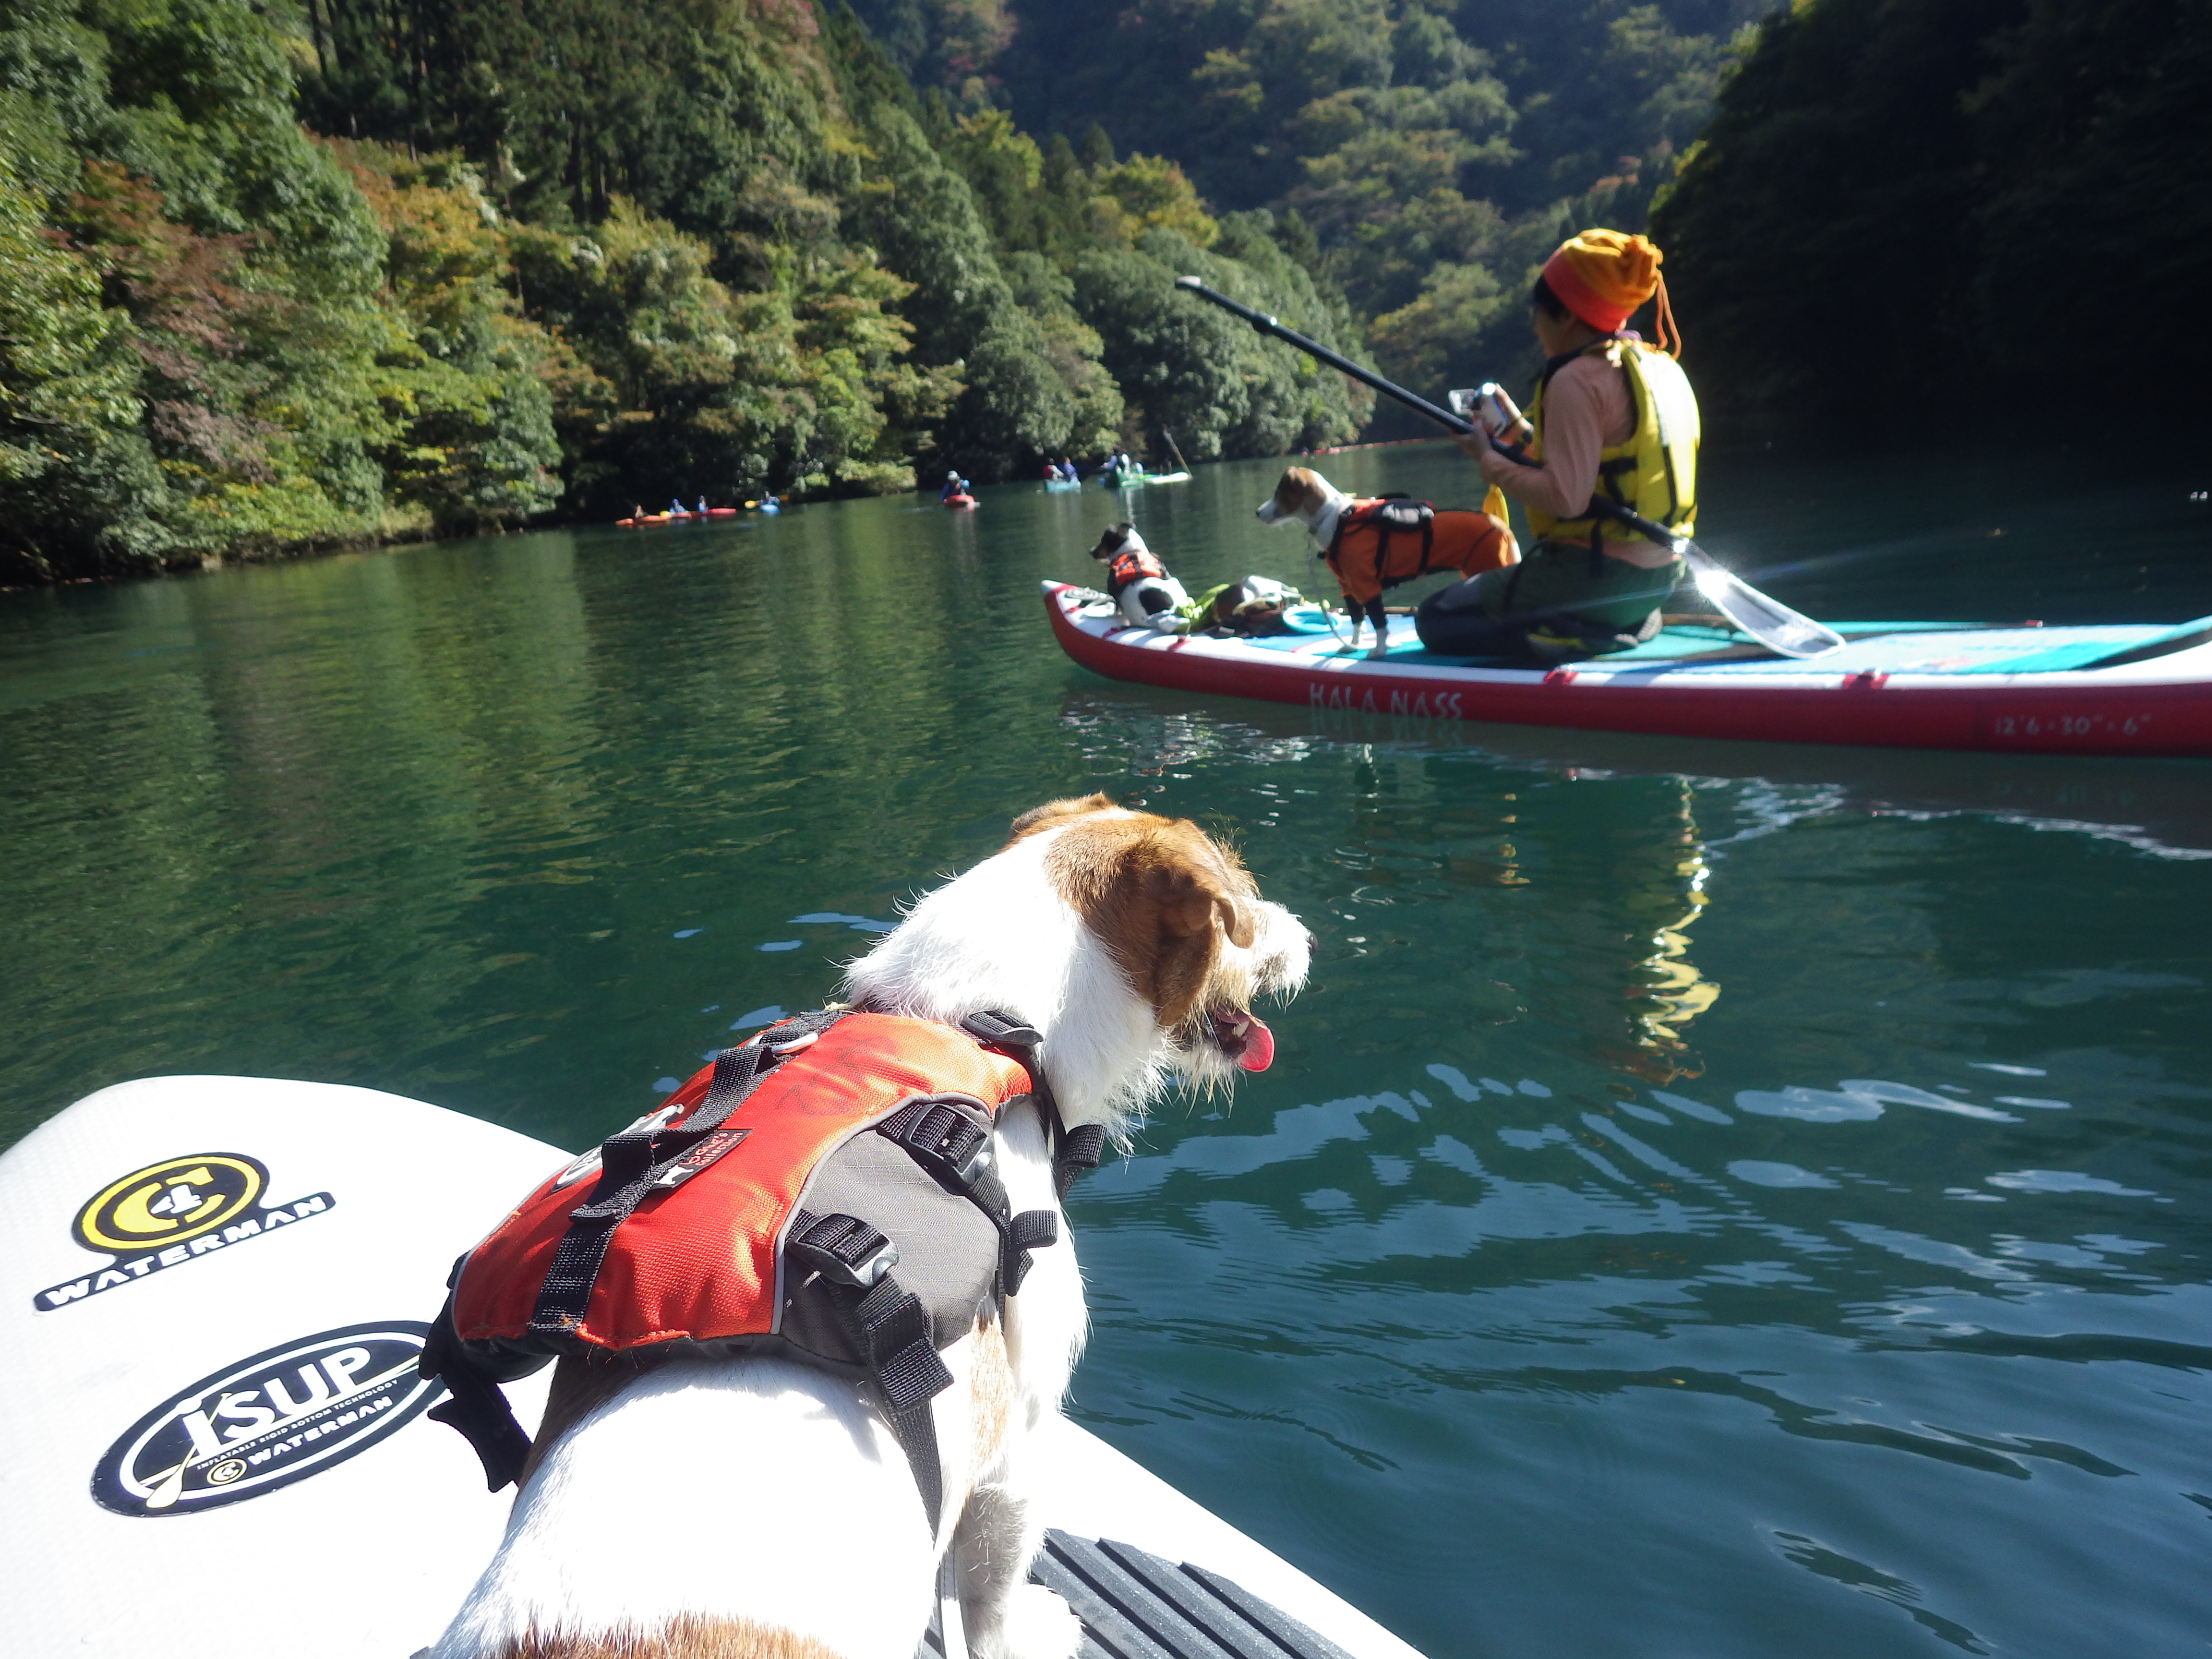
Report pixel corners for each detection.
[1077,699,1727,1084]
[5,450,2211,1659]
[1056,682,2212,1658]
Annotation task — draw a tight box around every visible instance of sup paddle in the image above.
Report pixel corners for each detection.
[1172,275,1844,658]
[1162,427,1194,474]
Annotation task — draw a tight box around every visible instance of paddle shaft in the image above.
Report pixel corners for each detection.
[1172,276,1684,552]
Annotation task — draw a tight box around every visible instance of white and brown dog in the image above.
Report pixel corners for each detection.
[427,795,1310,1659]
[1257,465,1515,657]
[1087,522,1188,633]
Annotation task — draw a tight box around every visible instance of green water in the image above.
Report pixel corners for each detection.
[5,442,2212,1657]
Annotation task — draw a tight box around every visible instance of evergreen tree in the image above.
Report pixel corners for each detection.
[1651,0,2212,416]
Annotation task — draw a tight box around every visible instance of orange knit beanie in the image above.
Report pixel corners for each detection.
[1541,228,1664,336]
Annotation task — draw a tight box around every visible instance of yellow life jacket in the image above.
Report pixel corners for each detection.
[1524,338,1699,554]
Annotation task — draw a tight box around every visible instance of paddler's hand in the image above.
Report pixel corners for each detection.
[1454,431,1496,462]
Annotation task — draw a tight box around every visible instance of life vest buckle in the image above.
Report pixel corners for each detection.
[885,1100,996,1192]
[789,1212,903,1289]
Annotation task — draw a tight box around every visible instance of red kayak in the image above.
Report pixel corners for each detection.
[616,507,741,527]
[944,494,977,510]
[1042,581,2212,757]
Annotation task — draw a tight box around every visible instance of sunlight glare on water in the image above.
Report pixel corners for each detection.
[3,440,2211,1658]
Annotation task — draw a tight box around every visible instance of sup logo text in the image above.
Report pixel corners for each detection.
[92,1321,442,1515]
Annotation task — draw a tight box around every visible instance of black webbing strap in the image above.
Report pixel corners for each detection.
[787,1208,953,1525]
[1054,1124,1106,1198]
[1591,455,1636,576]
[954,1010,1103,1199]
[528,1010,845,1338]
[420,1256,532,1491]
[877,1096,1060,1295]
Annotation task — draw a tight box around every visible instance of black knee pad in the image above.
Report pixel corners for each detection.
[1414,588,1538,657]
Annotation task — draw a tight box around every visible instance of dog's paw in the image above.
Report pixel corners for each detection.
[977,1583,1084,1659]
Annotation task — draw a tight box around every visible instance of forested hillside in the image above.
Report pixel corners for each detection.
[0,0,1367,581]
[1651,0,2212,417]
[19,0,2188,585]
[852,0,1768,409]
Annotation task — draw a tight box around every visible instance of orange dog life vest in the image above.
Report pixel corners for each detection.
[1326,497,1513,606]
[420,1009,1096,1523]
[1106,546,1167,594]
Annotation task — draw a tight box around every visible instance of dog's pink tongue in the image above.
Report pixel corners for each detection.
[1238,1014,1275,1071]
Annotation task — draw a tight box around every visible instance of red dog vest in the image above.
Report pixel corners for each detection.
[421,1010,1096,1522]
[1326,496,1513,606]
[1106,546,1167,594]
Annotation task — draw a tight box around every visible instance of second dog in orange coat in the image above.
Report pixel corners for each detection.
[1257,465,1517,657]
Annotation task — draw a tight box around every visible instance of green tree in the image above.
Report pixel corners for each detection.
[339,145,561,531]
[0,0,403,576]
[1641,0,2210,416]
[0,150,144,580]
[1072,226,1370,459]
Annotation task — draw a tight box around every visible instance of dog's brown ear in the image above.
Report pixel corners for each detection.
[1010,793,1115,842]
[1037,811,1261,1025]
[1132,830,1260,1025]
[1157,876,1254,950]
[1153,861,1214,938]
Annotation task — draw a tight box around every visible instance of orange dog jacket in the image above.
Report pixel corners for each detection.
[1326,497,1515,607]
[421,1010,1095,1522]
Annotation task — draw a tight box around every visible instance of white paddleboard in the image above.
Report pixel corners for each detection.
[0,1076,1422,1659]
[0,1076,558,1658]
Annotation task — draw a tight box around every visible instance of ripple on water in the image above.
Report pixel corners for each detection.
[8,462,2212,1659]
[1984,1169,2158,1197]
[1730,1160,1839,1189]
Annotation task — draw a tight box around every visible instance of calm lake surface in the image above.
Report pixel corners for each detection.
[5,438,2212,1657]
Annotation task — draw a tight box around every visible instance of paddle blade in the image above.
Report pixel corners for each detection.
[1682,547,1843,658]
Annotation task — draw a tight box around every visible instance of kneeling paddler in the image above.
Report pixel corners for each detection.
[1420,228,1699,660]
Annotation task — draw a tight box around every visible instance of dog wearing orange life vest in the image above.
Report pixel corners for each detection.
[1087,521,1188,632]
[427,796,1310,1659]
[1256,465,1516,658]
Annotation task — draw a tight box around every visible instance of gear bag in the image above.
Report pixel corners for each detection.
[419,1009,1105,1525]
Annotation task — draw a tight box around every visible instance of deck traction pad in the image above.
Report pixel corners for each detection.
[917,1530,1359,1659]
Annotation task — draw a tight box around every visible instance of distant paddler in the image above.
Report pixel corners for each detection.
[1422,228,1700,660]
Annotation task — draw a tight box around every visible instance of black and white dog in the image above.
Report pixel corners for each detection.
[1087,523,1188,634]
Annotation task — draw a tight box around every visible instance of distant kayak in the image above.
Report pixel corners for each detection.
[944,493,977,510]
[1044,479,1083,493]
[616,508,738,527]
[1042,580,2212,757]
